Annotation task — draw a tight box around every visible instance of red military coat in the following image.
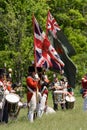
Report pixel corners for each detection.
[81,76,87,98]
[26,76,39,103]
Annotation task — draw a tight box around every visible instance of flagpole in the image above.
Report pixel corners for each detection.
[46,10,49,36]
[32,14,39,109]
[32,14,37,72]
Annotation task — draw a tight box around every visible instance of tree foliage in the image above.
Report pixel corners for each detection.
[47,0,87,81]
[0,0,48,83]
[0,0,87,84]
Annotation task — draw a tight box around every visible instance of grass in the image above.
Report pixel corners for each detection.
[0,88,87,130]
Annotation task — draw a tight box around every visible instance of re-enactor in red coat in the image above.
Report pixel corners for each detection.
[81,74,87,111]
[37,74,49,117]
[26,66,40,122]
[81,74,87,98]
[26,75,38,103]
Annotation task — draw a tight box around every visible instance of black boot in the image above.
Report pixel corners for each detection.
[61,103,65,110]
[53,103,58,111]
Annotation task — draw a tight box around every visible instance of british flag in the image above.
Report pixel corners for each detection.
[33,15,64,71]
[46,11,60,38]
[46,11,76,88]
[46,11,76,56]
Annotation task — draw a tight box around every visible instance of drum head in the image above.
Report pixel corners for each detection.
[66,96,75,102]
[5,93,20,103]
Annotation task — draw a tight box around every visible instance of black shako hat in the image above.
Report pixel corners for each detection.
[0,68,5,76]
[37,67,42,73]
[28,66,35,73]
[28,66,42,73]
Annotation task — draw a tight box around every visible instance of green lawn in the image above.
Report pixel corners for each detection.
[0,88,87,130]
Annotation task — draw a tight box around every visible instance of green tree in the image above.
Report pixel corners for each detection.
[0,0,87,85]
[0,0,49,83]
[47,0,87,82]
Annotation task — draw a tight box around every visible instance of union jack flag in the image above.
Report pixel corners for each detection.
[33,15,64,71]
[46,11,76,88]
[46,11,76,56]
[46,11,60,38]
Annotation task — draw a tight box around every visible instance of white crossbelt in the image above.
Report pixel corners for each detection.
[41,86,46,94]
[27,86,35,93]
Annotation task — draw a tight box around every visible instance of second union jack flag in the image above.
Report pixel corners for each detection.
[46,11,76,56]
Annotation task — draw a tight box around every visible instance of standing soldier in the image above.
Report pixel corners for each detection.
[81,74,87,111]
[0,68,5,122]
[0,68,10,123]
[49,75,65,110]
[26,66,40,122]
[37,74,49,117]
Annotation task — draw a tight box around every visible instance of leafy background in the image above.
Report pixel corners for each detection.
[0,0,87,86]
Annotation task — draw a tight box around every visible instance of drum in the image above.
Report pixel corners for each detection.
[54,90,66,104]
[65,96,75,109]
[5,93,20,116]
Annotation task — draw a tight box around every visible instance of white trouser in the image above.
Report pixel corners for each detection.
[28,92,37,122]
[83,96,87,111]
[37,94,47,118]
[0,98,5,121]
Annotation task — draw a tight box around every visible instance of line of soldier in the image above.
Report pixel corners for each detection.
[0,66,75,124]
[26,66,75,122]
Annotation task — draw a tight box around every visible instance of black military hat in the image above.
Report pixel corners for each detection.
[37,67,42,73]
[0,68,5,76]
[28,66,35,73]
